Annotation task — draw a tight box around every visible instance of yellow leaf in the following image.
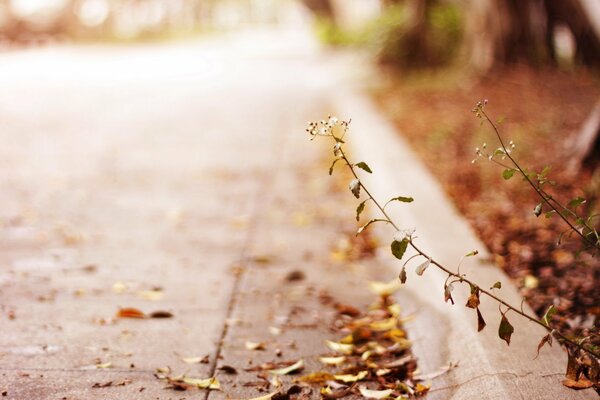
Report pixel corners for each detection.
[137,290,164,301]
[268,359,304,375]
[112,282,127,294]
[182,356,204,364]
[368,280,402,296]
[325,340,353,355]
[96,362,112,369]
[245,341,266,351]
[358,386,393,399]
[182,376,220,390]
[388,303,402,318]
[334,371,368,382]
[296,371,335,383]
[369,317,397,331]
[318,356,346,365]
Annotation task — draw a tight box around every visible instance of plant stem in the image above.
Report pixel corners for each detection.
[336,144,599,359]
[480,110,599,250]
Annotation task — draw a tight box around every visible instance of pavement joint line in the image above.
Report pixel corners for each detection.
[204,123,291,400]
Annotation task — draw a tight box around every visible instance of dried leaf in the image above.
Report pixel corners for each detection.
[318,356,346,365]
[182,376,220,390]
[349,179,361,199]
[490,281,501,290]
[245,341,266,351]
[182,356,205,364]
[358,386,393,399]
[388,196,414,203]
[116,307,146,319]
[415,258,431,276]
[561,378,593,390]
[325,340,354,355]
[295,371,335,383]
[95,362,112,369]
[355,162,373,174]
[444,283,454,304]
[465,286,480,309]
[534,202,542,217]
[268,359,304,375]
[149,310,173,319]
[218,365,238,374]
[356,201,366,222]
[535,333,552,358]
[498,314,514,346]
[391,238,409,261]
[476,308,486,332]
[398,267,407,284]
[334,371,368,382]
[541,305,557,327]
[367,280,402,297]
[369,317,397,331]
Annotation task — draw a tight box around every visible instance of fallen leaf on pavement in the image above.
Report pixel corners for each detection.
[561,378,593,390]
[358,386,393,399]
[137,290,164,301]
[116,308,146,319]
[268,359,304,375]
[318,356,346,365]
[325,340,353,355]
[334,371,368,382]
[149,310,173,319]
[368,280,402,296]
[245,341,266,351]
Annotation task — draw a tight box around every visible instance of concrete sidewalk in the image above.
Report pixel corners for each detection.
[0,27,593,400]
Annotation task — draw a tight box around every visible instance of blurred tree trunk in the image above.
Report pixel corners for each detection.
[465,0,600,72]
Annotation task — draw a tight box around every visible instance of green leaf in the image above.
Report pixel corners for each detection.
[349,179,360,199]
[398,267,407,284]
[415,258,431,276]
[541,305,557,327]
[329,158,341,175]
[355,162,372,174]
[493,148,505,156]
[498,314,514,346]
[490,281,501,290]
[568,197,586,209]
[356,201,366,222]
[391,239,409,261]
[465,250,479,257]
[544,210,556,219]
[502,169,515,180]
[389,196,414,204]
[533,203,542,217]
[476,308,486,332]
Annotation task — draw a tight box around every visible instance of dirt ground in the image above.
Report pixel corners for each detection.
[372,65,600,349]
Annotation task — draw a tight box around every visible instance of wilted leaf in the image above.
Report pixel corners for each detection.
[391,238,409,260]
[388,303,402,317]
[502,169,515,180]
[368,280,402,296]
[149,310,173,319]
[444,283,454,304]
[398,267,407,284]
[182,376,220,390]
[318,356,346,366]
[414,383,431,395]
[476,308,486,332]
[329,158,341,176]
[415,258,431,276]
[295,371,335,383]
[325,340,354,355]
[498,314,514,345]
[218,365,238,374]
[334,371,368,383]
[465,285,480,309]
[369,317,397,331]
[490,281,501,290]
[268,359,304,375]
[356,201,366,222]
[535,333,552,358]
[541,305,557,327]
[355,162,373,174]
[116,308,146,319]
[562,378,593,390]
[358,386,393,399]
[533,203,542,217]
[349,179,361,199]
[245,341,266,351]
[96,362,112,369]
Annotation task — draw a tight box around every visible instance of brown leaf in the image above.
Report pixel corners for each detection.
[535,333,552,359]
[149,311,173,319]
[218,365,237,374]
[334,303,361,317]
[116,308,146,319]
[465,286,480,309]
[498,314,514,346]
[561,378,593,390]
[476,308,486,332]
